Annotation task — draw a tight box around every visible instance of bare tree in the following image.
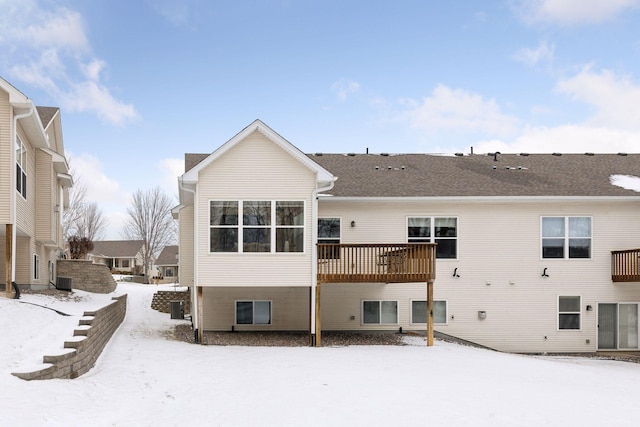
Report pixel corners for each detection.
[75,202,109,242]
[122,186,177,283]
[63,160,109,257]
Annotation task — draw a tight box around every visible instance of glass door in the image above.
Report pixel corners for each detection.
[618,304,638,350]
[598,303,639,350]
[598,304,617,350]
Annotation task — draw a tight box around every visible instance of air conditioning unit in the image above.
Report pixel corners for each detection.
[56,276,72,291]
[170,300,184,319]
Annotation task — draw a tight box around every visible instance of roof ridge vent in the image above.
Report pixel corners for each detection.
[552,153,562,156]
[519,153,529,156]
[380,153,389,156]
[347,153,356,156]
[454,152,464,157]
[585,152,594,156]
[618,152,628,156]
[315,152,323,156]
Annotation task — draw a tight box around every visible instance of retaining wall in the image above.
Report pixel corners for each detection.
[57,260,117,293]
[12,294,127,380]
[151,290,191,315]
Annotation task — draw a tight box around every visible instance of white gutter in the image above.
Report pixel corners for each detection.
[11,103,36,283]
[310,178,336,337]
[318,195,640,203]
[178,176,199,335]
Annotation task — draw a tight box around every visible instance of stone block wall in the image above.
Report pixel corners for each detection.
[12,294,127,380]
[151,290,191,315]
[57,259,117,293]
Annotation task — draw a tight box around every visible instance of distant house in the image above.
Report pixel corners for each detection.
[1,77,73,292]
[154,245,178,282]
[89,240,149,276]
[176,119,640,353]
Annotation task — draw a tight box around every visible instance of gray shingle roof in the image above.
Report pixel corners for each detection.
[156,245,178,266]
[36,106,59,128]
[90,240,144,257]
[184,151,640,198]
[309,153,640,197]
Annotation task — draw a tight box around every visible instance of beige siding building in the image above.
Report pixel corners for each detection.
[1,77,72,294]
[178,120,640,353]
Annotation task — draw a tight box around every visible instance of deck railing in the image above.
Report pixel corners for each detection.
[612,249,640,282]
[317,243,436,283]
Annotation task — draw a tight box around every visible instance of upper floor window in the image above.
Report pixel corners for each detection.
[318,218,341,259]
[210,200,304,253]
[16,136,27,199]
[407,217,457,259]
[541,217,591,259]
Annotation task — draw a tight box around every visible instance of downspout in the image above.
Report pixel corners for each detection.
[310,177,336,344]
[178,176,198,341]
[10,103,35,290]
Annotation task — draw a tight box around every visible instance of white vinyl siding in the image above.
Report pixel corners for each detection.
[318,199,640,353]
[195,130,316,288]
[202,287,309,331]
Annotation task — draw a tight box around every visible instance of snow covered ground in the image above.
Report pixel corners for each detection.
[2,281,640,427]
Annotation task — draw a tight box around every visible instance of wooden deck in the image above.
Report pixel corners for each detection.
[317,243,436,284]
[314,243,437,348]
[611,249,640,282]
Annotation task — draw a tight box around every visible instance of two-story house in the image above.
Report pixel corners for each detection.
[1,77,72,295]
[176,119,640,353]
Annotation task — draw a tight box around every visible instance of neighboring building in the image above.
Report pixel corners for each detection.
[154,245,179,281]
[176,119,640,353]
[0,77,73,292]
[89,240,149,276]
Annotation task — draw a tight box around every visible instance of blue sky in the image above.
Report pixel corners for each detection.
[2,0,640,239]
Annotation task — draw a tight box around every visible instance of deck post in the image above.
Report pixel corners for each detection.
[5,224,12,294]
[427,279,434,346]
[197,286,203,343]
[315,282,322,347]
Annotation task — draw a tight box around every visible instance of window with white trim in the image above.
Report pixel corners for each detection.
[33,254,39,280]
[16,135,27,199]
[408,217,457,259]
[236,301,271,325]
[558,296,581,330]
[411,300,447,324]
[210,201,304,253]
[362,300,398,324]
[318,217,340,259]
[122,259,130,268]
[542,217,591,259]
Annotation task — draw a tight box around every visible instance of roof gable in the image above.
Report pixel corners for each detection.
[156,245,178,265]
[182,119,335,185]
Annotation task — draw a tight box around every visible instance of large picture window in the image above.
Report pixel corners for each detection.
[411,300,447,324]
[408,217,457,259]
[362,300,398,324]
[236,301,271,325]
[558,296,581,330]
[16,136,27,199]
[542,217,591,259]
[318,218,341,259]
[210,201,304,253]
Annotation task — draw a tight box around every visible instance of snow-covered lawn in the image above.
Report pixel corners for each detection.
[1,282,640,426]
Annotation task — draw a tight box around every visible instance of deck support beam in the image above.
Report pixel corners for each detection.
[315,283,322,347]
[427,279,434,346]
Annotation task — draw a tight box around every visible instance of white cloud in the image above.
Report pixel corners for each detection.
[402,84,520,136]
[471,124,640,154]
[512,41,555,66]
[24,8,89,52]
[0,1,138,126]
[331,78,361,101]
[148,0,199,28]
[556,67,640,130]
[62,80,140,126]
[69,152,130,206]
[514,0,640,25]
[158,158,184,201]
